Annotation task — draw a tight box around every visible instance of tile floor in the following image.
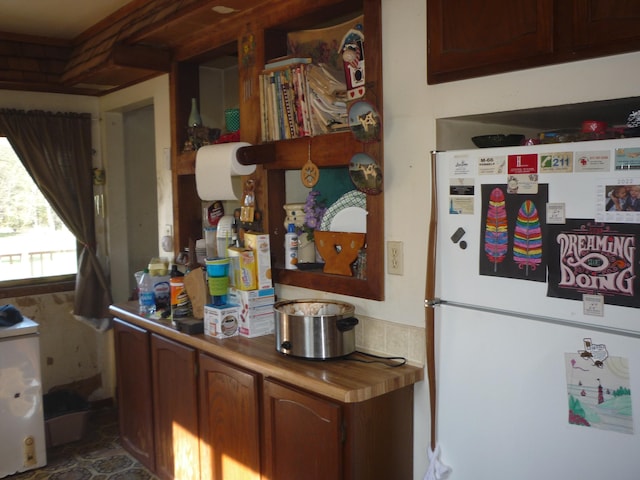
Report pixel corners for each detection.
[6,408,158,480]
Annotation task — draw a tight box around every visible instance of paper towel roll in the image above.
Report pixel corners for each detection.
[195,142,255,200]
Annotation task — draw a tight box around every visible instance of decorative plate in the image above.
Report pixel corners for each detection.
[349,152,383,195]
[330,206,367,233]
[348,100,381,143]
[320,190,366,231]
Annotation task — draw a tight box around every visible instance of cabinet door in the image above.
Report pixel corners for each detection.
[151,333,200,480]
[427,0,554,83]
[198,354,260,480]
[113,319,155,472]
[572,0,640,52]
[262,379,342,480]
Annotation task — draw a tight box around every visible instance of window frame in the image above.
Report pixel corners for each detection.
[0,136,78,297]
[0,275,76,299]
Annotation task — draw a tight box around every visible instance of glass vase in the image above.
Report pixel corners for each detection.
[188,98,202,127]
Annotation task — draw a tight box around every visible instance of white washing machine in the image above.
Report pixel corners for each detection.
[0,317,47,477]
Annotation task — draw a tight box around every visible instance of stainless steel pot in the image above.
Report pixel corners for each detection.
[274,299,359,359]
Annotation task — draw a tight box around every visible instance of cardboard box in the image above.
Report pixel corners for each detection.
[238,311,275,338]
[227,247,257,290]
[229,287,275,308]
[243,232,273,290]
[204,304,240,338]
[229,287,275,338]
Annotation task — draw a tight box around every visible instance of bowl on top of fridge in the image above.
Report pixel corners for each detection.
[471,134,524,148]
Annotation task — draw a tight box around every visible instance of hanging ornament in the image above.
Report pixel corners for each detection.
[300,141,319,187]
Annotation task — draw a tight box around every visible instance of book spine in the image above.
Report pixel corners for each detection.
[274,70,285,140]
[302,64,315,136]
[281,68,296,139]
[258,73,268,142]
[267,71,278,141]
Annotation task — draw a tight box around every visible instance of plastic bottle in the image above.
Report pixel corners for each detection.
[138,268,156,316]
[284,223,298,270]
[170,264,192,323]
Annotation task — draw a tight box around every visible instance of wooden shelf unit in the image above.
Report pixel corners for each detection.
[170,0,384,300]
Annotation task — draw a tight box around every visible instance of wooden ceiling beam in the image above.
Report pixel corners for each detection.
[0,0,362,95]
[112,43,172,70]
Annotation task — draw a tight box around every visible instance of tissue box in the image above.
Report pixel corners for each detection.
[204,304,240,338]
[243,232,272,290]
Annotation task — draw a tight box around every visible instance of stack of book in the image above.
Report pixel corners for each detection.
[259,56,349,142]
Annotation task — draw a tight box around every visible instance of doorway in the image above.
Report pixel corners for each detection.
[124,105,158,295]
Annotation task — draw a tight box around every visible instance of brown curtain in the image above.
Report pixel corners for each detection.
[0,109,112,319]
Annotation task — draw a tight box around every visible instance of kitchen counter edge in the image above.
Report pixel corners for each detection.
[109,302,424,403]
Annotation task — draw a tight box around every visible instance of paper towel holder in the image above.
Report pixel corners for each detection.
[195,142,256,201]
[235,143,276,166]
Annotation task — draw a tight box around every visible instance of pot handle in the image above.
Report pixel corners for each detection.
[336,316,359,332]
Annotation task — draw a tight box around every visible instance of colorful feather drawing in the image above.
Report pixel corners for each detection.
[513,200,542,275]
[484,187,508,272]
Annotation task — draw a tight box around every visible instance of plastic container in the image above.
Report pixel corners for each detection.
[148,257,168,276]
[284,224,298,270]
[43,390,90,447]
[138,268,156,316]
[170,265,191,320]
[225,108,240,132]
[205,257,230,305]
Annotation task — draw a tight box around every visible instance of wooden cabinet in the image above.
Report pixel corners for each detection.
[113,319,156,472]
[427,0,640,84]
[170,0,384,301]
[262,378,342,480]
[112,310,419,480]
[198,353,261,480]
[262,378,414,480]
[151,334,200,480]
[427,0,554,84]
[113,320,200,480]
[571,0,640,53]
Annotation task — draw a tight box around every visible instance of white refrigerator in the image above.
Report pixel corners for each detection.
[0,318,47,477]
[429,138,640,479]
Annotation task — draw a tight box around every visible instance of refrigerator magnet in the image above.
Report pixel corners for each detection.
[546,203,566,224]
[583,294,605,317]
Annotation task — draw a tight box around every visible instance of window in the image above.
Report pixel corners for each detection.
[0,137,77,283]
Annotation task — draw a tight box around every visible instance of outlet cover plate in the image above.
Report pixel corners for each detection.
[387,241,403,275]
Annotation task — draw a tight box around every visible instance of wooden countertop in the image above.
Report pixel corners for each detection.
[109,302,424,403]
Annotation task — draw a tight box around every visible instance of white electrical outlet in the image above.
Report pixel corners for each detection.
[387,241,404,275]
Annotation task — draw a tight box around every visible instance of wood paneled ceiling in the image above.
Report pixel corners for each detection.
[0,0,268,96]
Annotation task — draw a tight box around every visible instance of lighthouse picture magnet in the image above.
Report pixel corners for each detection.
[564,339,633,434]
